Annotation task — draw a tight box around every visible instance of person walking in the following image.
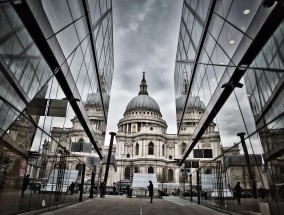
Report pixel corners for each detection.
[127,184,130,197]
[147,180,153,203]
[234,181,242,205]
[21,174,30,197]
[99,181,105,198]
[70,182,75,195]
[177,188,180,197]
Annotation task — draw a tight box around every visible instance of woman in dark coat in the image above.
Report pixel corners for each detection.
[234,181,242,205]
[148,180,153,203]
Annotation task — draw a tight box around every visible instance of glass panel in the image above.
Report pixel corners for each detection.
[67,0,84,21]
[55,24,79,59]
[42,0,73,33]
[226,0,261,33]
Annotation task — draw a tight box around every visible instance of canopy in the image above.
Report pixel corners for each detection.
[131,173,158,190]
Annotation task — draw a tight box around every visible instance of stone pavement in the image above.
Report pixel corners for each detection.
[40,195,227,215]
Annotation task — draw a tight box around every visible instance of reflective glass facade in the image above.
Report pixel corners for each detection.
[0,0,113,214]
[175,0,284,214]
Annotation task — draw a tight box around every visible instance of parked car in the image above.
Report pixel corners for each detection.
[29,181,42,193]
[160,190,168,196]
[89,188,97,194]
[183,190,197,197]
[241,192,252,198]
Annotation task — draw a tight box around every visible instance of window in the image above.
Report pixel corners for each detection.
[126,153,130,158]
[148,142,154,155]
[131,125,136,132]
[193,149,213,158]
[135,166,139,173]
[125,166,131,179]
[182,142,186,153]
[203,149,213,158]
[168,169,174,181]
[76,163,83,176]
[162,144,165,156]
[193,149,203,158]
[192,161,199,168]
[135,143,139,155]
[148,166,154,173]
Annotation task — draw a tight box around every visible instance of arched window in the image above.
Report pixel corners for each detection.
[79,138,84,152]
[134,167,139,173]
[182,142,186,153]
[125,166,131,179]
[168,169,174,181]
[126,153,130,158]
[131,125,136,132]
[76,163,83,176]
[162,144,165,156]
[148,142,154,155]
[135,143,139,155]
[148,166,154,173]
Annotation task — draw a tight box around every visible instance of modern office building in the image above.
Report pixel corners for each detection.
[1,0,283,214]
[174,0,283,214]
[0,0,114,214]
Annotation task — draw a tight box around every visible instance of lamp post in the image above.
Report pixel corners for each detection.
[189,174,192,202]
[197,169,200,204]
[119,173,122,193]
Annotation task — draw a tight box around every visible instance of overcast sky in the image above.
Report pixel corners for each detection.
[105,0,183,144]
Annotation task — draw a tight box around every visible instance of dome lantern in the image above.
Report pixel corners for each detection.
[124,72,161,116]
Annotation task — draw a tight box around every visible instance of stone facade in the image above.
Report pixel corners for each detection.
[114,73,221,191]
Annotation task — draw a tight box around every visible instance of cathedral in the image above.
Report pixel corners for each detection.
[43,72,221,193]
[113,72,221,192]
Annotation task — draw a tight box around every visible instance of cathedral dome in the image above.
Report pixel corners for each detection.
[176,76,205,112]
[125,95,161,114]
[124,72,161,115]
[85,92,110,108]
[176,95,205,111]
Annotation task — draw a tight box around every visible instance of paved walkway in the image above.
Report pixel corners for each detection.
[40,196,227,215]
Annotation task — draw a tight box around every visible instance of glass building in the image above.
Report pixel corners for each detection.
[0,0,113,214]
[174,0,284,214]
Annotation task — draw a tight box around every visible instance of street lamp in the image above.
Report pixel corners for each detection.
[119,173,122,193]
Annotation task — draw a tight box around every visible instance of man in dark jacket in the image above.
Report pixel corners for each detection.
[22,174,30,197]
[147,180,153,203]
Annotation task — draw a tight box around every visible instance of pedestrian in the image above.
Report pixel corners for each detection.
[126,185,130,197]
[177,188,180,197]
[234,181,242,205]
[113,186,117,195]
[21,174,30,197]
[158,189,162,199]
[99,181,105,198]
[259,187,265,199]
[127,184,130,197]
[70,182,75,195]
[147,180,153,203]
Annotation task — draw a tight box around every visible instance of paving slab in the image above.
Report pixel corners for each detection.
[40,195,227,215]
